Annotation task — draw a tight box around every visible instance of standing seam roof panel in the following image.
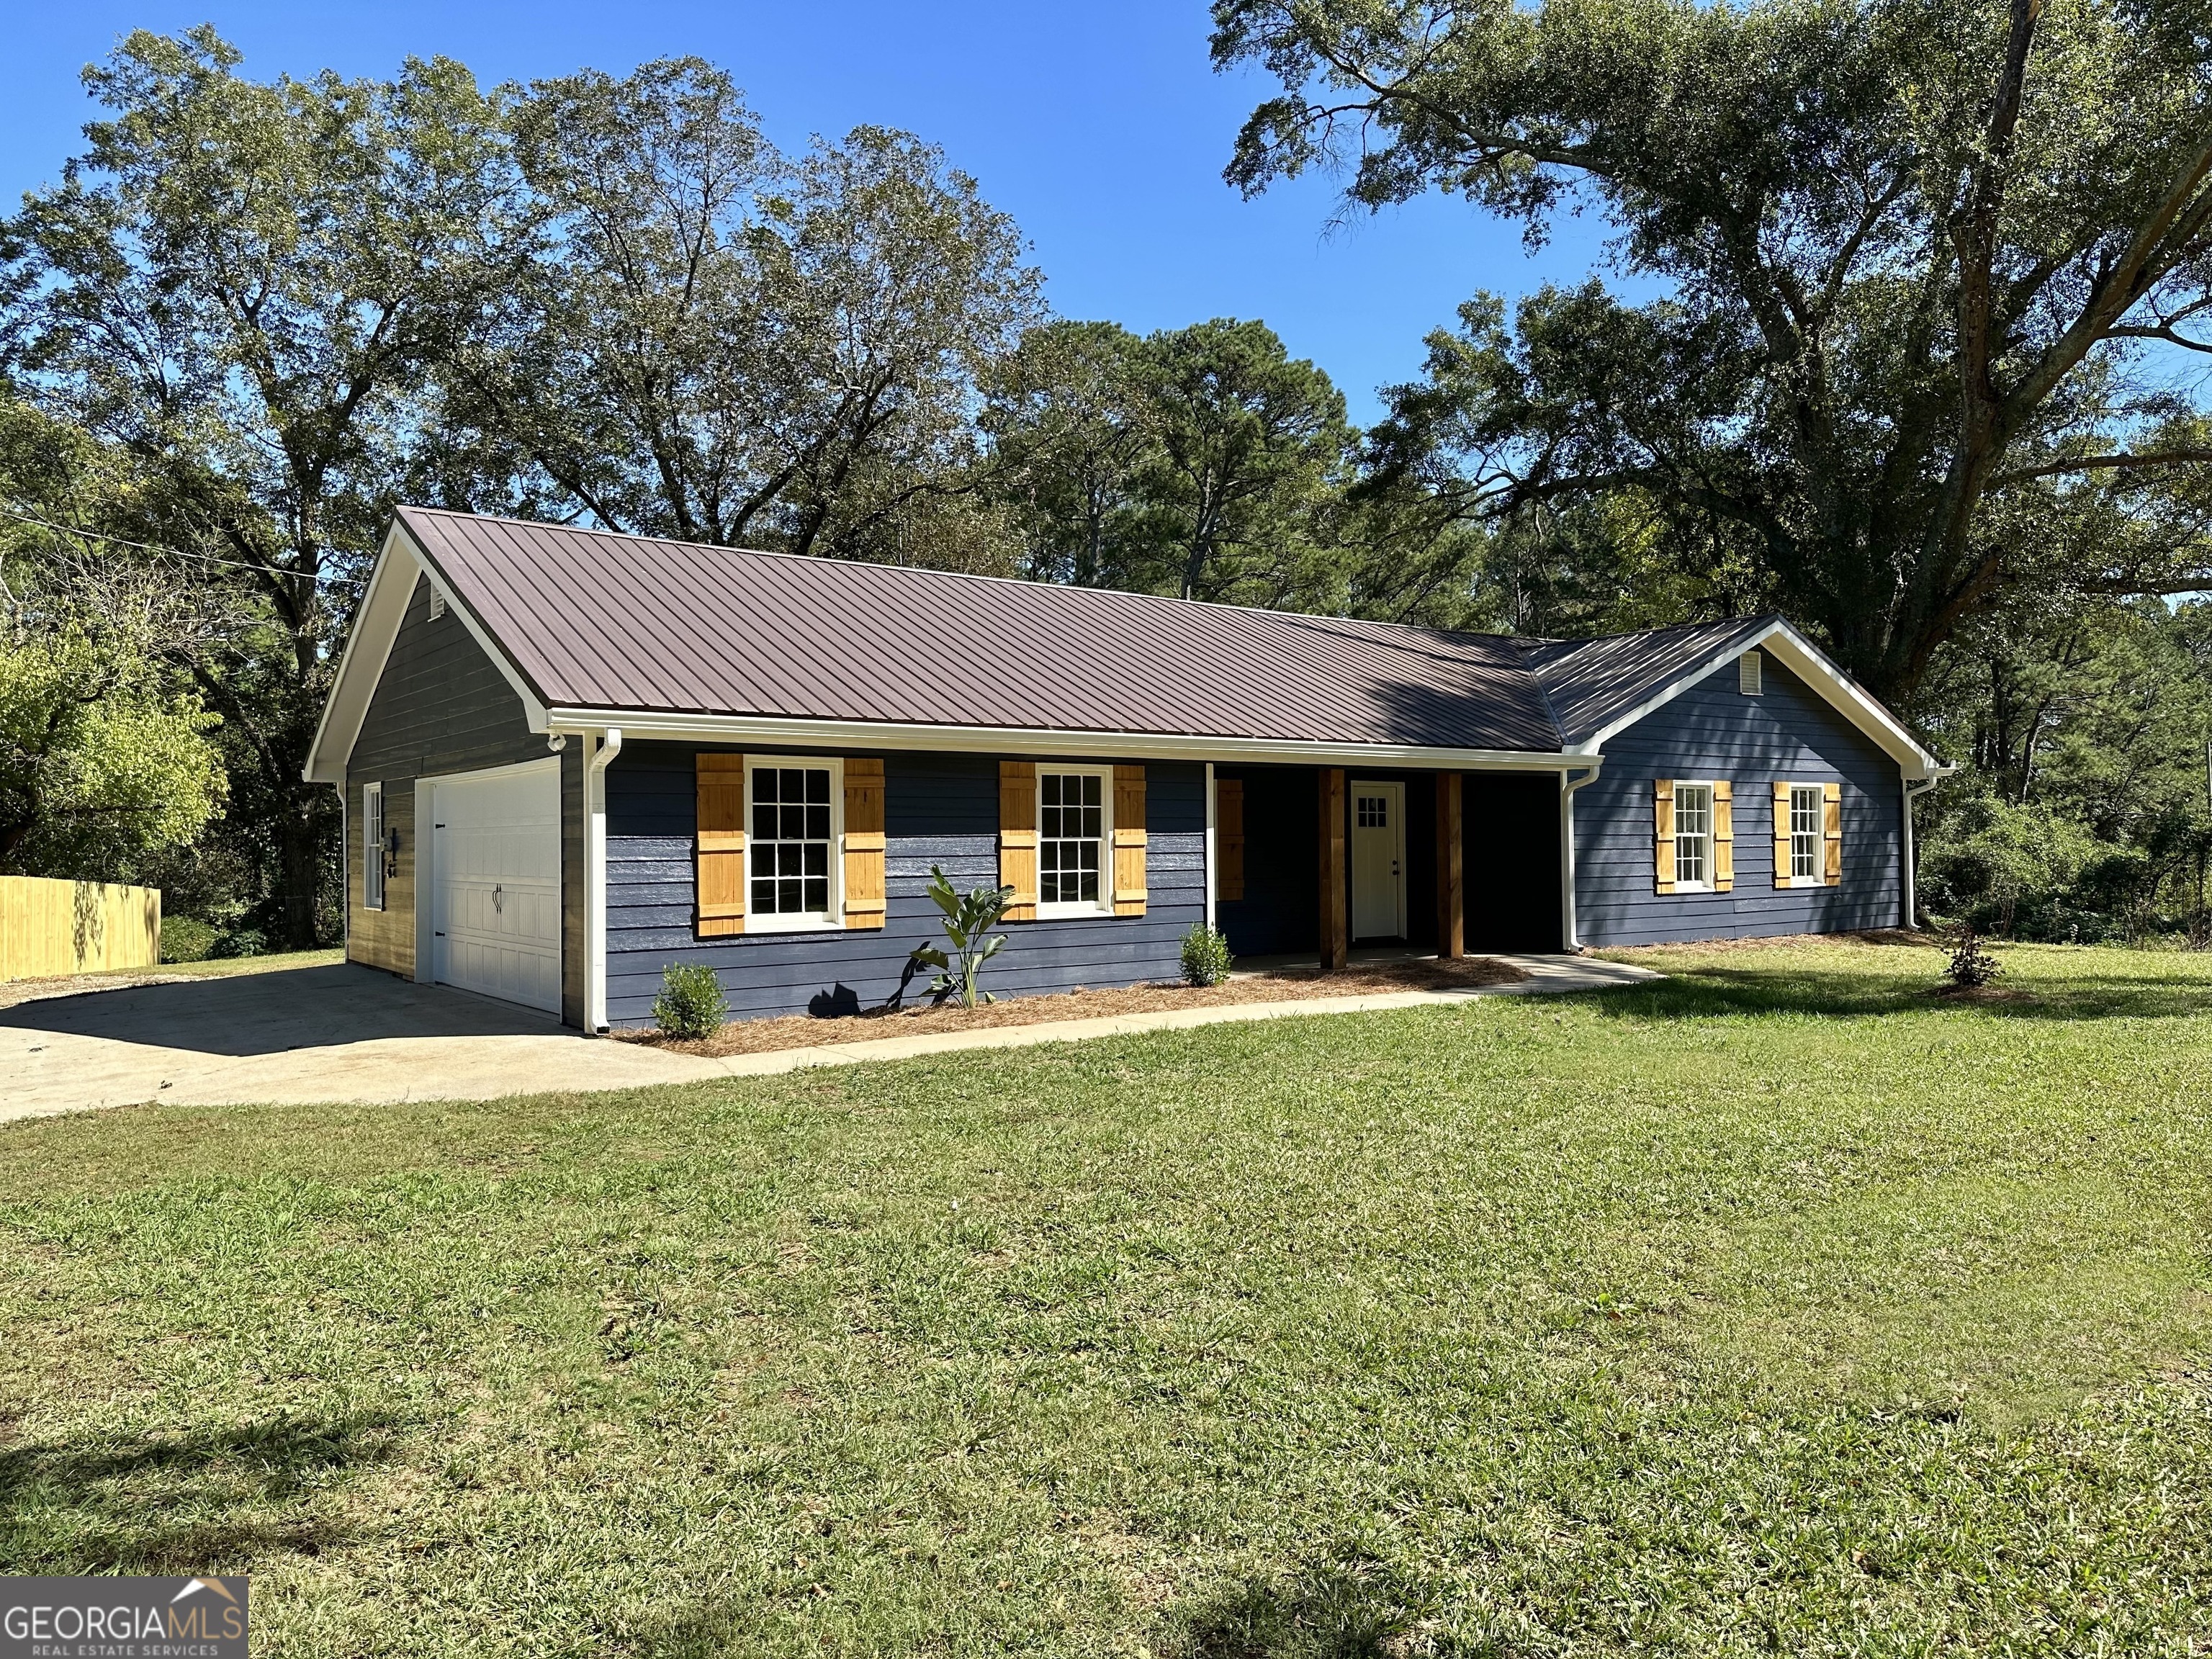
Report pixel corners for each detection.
[395,507,1572,750]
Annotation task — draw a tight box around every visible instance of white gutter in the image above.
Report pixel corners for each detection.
[582,727,623,1033]
[1899,764,1955,929]
[1559,765,1602,950]
[541,704,1595,774]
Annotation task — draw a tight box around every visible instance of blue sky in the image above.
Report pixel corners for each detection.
[0,1,1622,426]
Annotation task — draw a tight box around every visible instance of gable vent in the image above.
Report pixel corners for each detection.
[1738,650,1763,695]
[428,588,446,621]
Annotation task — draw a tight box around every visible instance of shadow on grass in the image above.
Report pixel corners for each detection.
[1160,1560,1438,1659]
[0,1408,403,1572]
[1582,965,2212,1023]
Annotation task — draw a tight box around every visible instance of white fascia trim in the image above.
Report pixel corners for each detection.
[302,521,552,784]
[1571,619,1943,780]
[541,706,1596,773]
[302,522,419,783]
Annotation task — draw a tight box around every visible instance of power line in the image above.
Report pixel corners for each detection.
[0,503,332,580]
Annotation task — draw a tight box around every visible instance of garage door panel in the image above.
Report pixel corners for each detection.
[433,765,562,1016]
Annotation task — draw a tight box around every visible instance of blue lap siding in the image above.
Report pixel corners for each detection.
[604,743,1205,1025]
[1575,655,1905,945]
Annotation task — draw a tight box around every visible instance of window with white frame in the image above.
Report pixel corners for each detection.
[748,759,837,926]
[1739,650,1763,694]
[1789,783,1823,881]
[1038,768,1110,912]
[1673,782,1713,889]
[363,782,385,911]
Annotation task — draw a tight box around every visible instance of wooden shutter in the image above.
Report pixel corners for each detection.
[1112,765,1147,916]
[842,757,886,929]
[1712,781,1734,892]
[1217,778,1245,902]
[696,752,747,937]
[999,760,1037,921]
[1653,778,1676,895]
[1822,781,1843,884]
[1773,781,1794,889]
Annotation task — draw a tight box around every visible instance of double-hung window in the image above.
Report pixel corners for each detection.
[1673,782,1713,890]
[1038,768,1110,914]
[1789,783,1823,883]
[363,782,385,911]
[748,759,839,929]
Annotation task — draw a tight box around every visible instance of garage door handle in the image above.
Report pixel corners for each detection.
[493,884,503,914]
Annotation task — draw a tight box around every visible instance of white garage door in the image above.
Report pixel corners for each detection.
[431,764,562,1015]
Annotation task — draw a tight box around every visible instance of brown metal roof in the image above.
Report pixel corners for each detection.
[395,507,1573,751]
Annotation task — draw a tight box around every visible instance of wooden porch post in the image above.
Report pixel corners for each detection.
[1318,767,1348,971]
[1434,771,1464,958]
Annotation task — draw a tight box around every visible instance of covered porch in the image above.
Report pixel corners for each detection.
[1213,764,1568,968]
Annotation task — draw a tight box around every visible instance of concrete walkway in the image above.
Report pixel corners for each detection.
[0,954,1657,1125]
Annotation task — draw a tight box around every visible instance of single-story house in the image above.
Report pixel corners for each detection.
[305,508,1948,1030]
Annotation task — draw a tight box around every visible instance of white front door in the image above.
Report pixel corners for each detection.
[431,763,562,1015]
[1349,780,1406,940]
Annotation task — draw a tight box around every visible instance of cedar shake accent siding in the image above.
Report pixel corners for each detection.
[602,743,1205,1025]
[1574,656,1903,945]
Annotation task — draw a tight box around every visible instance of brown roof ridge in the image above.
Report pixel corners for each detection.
[392,503,1532,653]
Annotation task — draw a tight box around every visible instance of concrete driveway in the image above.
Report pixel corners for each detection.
[2,953,1658,1126]
[1,963,720,1124]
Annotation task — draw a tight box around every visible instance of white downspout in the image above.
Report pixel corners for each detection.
[1559,765,1601,951]
[1204,762,1217,932]
[585,727,623,1033]
[1900,765,1952,930]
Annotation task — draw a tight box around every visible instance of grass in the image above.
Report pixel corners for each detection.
[3,938,2211,1655]
[158,948,346,979]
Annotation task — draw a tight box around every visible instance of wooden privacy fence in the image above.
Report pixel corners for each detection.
[0,876,161,981]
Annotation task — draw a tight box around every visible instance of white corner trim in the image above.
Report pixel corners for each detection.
[302,521,552,786]
[1572,620,1943,779]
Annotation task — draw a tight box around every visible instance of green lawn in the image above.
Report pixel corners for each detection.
[4,940,2211,1655]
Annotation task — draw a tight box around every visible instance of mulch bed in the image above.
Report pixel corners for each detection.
[621,956,1529,1058]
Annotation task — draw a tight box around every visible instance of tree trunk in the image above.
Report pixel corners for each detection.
[274,779,335,950]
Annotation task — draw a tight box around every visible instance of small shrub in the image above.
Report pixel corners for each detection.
[652,962,728,1038]
[1180,925,1234,987]
[208,926,269,959]
[160,916,220,963]
[1943,928,2003,989]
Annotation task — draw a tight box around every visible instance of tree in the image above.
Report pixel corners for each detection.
[1215,0,2212,702]
[1132,318,1357,604]
[440,60,1042,565]
[3,27,516,943]
[981,320,1157,585]
[984,317,1357,607]
[0,396,225,874]
[0,626,224,876]
[1916,593,2212,937]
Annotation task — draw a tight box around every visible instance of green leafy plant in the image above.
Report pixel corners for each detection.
[159,916,220,963]
[1181,924,1234,986]
[1944,929,2004,990]
[652,962,729,1038]
[909,866,1014,1007]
